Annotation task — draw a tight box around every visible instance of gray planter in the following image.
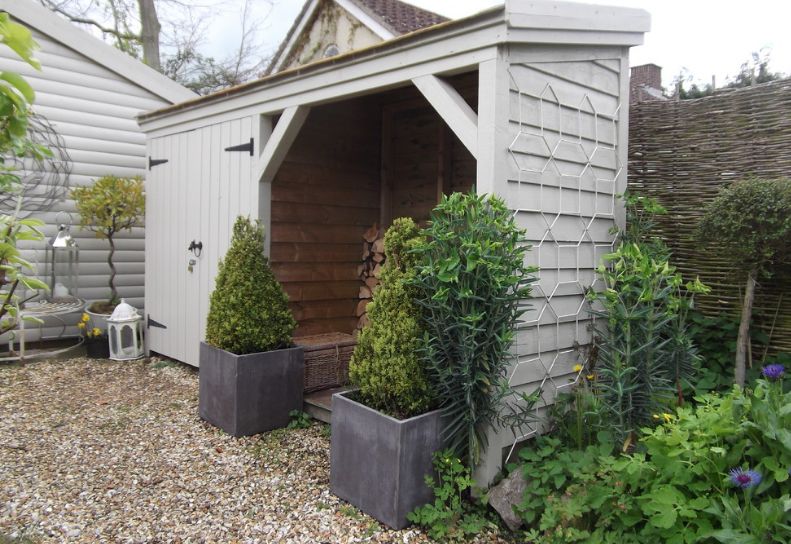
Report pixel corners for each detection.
[198,342,304,437]
[330,391,442,529]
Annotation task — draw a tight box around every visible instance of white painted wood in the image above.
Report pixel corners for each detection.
[145,116,259,366]
[476,52,510,196]
[0,0,196,103]
[506,0,650,34]
[258,106,311,184]
[412,75,478,159]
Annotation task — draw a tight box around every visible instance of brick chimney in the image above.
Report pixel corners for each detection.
[630,63,664,104]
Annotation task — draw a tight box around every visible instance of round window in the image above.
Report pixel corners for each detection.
[323,44,340,58]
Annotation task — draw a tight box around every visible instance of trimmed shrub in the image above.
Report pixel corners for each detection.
[697,178,791,386]
[205,216,295,354]
[348,217,432,419]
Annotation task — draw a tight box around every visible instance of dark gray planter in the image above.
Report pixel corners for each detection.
[198,342,304,437]
[330,391,442,529]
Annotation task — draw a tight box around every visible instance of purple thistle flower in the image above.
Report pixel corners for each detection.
[729,468,762,489]
[762,364,785,380]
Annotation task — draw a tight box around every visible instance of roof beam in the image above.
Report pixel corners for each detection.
[412,74,478,159]
[258,105,310,184]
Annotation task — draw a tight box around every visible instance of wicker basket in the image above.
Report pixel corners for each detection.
[296,332,357,393]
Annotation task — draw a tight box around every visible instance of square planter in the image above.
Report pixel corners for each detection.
[330,391,442,529]
[198,342,304,437]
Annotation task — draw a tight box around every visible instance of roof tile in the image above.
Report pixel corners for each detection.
[350,0,448,35]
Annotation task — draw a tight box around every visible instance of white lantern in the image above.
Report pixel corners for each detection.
[107,299,144,361]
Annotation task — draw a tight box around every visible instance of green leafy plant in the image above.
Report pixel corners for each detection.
[412,192,538,466]
[697,178,791,386]
[348,217,431,418]
[588,242,709,446]
[407,450,490,542]
[619,192,669,259]
[0,17,51,336]
[517,373,791,543]
[205,216,295,354]
[71,175,145,311]
[287,410,312,430]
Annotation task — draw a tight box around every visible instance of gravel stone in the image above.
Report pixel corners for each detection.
[0,358,508,543]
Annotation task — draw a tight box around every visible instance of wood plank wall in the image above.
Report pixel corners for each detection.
[271,78,477,337]
[271,100,381,337]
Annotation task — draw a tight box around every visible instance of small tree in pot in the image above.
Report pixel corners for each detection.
[332,217,438,529]
[71,175,145,316]
[199,216,302,437]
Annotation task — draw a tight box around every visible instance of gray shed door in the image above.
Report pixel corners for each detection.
[145,117,258,366]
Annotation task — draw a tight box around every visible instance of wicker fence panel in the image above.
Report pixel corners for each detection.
[628,79,791,353]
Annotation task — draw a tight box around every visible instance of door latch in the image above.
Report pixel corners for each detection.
[187,240,203,257]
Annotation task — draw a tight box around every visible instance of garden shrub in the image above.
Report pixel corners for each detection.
[205,216,295,354]
[348,217,431,418]
[412,192,538,466]
[697,178,791,386]
[588,242,709,445]
[407,450,491,542]
[517,369,791,543]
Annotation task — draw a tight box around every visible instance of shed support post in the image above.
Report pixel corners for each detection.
[412,74,478,159]
[476,52,510,198]
[256,105,310,256]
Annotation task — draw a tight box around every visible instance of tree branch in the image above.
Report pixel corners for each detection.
[41,1,140,41]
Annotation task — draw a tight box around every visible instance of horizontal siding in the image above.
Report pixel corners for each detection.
[0,25,174,346]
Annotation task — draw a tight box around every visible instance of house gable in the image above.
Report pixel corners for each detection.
[281,0,383,72]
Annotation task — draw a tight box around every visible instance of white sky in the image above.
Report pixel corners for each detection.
[206,0,791,90]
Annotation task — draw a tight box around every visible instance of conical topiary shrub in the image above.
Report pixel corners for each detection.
[205,216,296,354]
[348,217,432,418]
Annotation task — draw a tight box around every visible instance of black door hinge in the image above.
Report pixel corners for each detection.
[149,157,168,169]
[147,315,167,329]
[224,137,254,156]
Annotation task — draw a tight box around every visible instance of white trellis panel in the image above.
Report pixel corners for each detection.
[145,116,258,366]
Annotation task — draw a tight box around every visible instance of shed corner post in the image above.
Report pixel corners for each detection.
[473,45,514,488]
[476,46,510,199]
[257,114,274,257]
[615,48,631,232]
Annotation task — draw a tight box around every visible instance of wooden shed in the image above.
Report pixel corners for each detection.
[138,0,649,483]
[0,0,195,343]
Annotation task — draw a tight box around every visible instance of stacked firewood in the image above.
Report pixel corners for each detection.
[355,223,385,331]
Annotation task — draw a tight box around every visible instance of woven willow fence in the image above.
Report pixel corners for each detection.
[628,78,791,353]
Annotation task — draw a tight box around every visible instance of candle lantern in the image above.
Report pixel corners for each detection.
[44,219,79,301]
[107,299,144,361]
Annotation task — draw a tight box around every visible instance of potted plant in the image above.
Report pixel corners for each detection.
[331,218,442,530]
[79,312,109,359]
[71,175,145,327]
[199,216,303,437]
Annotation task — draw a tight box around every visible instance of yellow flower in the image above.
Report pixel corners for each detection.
[661,413,673,422]
[586,374,595,381]
[91,327,102,337]
[77,322,86,329]
[572,364,583,373]
[81,313,90,323]
[652,414,660,420]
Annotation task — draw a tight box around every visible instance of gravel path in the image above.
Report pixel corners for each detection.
[0,358,507,543]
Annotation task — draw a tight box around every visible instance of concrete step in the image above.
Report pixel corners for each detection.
[303,386,353,424]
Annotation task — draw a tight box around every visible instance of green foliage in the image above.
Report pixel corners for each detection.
[205,216,295,355]
[349,218,431,418]
[588,242,709,444]
[71,175,145,304]
[412,192,538,466]
[518,377,791,543]
[407,450,490,542]
[619,192,669,259]
[697,178,791,274]
[0,17,50,335]
[287,410,312,430]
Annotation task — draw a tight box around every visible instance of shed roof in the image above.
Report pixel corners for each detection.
[0,0,196,104]
[140,1,651,135]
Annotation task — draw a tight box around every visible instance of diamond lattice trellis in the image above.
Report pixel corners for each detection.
[502,66,623,461]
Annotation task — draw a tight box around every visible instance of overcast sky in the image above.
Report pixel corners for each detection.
[206,0,791,90]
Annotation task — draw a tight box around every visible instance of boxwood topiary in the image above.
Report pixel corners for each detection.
[349,217,432,419]
[205,216,295,354]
